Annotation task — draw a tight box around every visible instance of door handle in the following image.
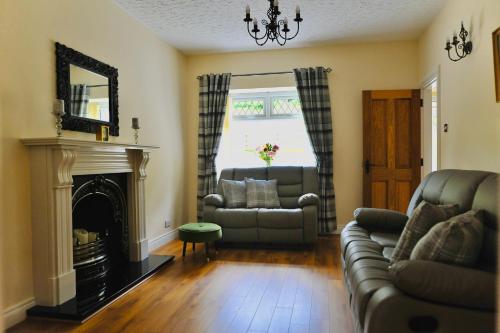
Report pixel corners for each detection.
[364,159,375,174]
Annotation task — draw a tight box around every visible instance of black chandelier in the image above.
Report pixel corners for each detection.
[243,0,303,46]
[444,22,473,62]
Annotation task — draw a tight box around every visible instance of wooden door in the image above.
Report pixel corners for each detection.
[363,90,421,213]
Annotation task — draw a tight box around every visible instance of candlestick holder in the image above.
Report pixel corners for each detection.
[133,129,139,144]
[53,99,65,137]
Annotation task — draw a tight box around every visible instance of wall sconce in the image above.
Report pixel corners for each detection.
[445,22,473,62]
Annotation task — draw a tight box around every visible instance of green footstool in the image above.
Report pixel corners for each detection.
[178,222,222,261]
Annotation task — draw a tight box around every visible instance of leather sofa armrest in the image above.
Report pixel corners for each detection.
[298,193,320,207]
[203,194,225,208]
[389,260,496,311]
[353,207,408,232]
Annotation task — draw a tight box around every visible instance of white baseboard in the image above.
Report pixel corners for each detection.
[3,297,35,329]
[148,227,179,251]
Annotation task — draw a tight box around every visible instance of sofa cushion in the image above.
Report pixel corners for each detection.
[391,201,459,263]
[220,179,247,208]
[389,260,496,310]
[410,210,484,267]
[269,167,303,209]
[370,232,399,248]
[258,208,303,229]
[245,179,280,208]
[214,208,258,228]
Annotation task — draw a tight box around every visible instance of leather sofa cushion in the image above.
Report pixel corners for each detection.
[214,208,258,228]
[234,168,266,180]
[258,208,303,229]
[389,260,496,310]
[279,196,301,209]
[369,232,399,248]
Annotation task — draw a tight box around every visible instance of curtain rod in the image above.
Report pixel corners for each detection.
[196,67,332,80]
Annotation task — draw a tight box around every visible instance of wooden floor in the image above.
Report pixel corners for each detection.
[9,236,353,333]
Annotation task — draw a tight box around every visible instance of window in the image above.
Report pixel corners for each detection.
[216,87,316,173]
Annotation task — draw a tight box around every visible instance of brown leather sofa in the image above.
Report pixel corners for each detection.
[340,169,497,333]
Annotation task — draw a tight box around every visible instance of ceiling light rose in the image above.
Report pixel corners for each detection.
[244,0,303,46]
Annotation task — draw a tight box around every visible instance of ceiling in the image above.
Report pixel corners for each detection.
[113,0,447,54]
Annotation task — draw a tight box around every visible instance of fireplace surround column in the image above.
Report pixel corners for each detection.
[22,138,157,306]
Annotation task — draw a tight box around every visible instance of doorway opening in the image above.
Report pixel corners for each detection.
[421,76,440,178]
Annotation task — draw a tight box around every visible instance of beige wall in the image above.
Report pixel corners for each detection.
[184,41,420,227]
[0,0,186,323]
[418,0,500,172]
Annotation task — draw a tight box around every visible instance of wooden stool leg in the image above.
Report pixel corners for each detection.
[205,242,209,261]
[182,241,187,257]
[192,243,195,252]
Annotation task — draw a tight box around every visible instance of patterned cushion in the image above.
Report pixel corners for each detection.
[220,179,247,208]
[245,179,281,209]
[391,201,458,263]
[410,210,484,267]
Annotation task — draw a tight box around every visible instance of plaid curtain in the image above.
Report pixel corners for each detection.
[70,84,89,117]
[197,73,232,220]
[294,67,336,233]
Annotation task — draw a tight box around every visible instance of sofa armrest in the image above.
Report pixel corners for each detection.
[203,194,225,208]
[353,207,408,232]
[389,260,495,311]
[298,193,320,207]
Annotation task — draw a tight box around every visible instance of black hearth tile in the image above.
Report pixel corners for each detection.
[27,254,175,322]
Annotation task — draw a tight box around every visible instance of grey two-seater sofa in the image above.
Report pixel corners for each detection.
[341,169,497,333]
[203,166,319,244]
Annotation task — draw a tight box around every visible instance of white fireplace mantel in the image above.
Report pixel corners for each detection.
[22,137,158,307]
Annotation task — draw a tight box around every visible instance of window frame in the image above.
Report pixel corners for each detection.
[230,90,301,120]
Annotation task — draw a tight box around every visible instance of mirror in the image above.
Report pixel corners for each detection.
[56,42,119,136]
[69,64,110,121]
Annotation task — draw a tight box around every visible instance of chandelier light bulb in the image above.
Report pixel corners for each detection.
[246,5,250,14]
[253,17,258,26]
[296,5,300,14]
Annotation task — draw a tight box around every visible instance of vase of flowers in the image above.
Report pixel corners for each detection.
[256,143,279,167]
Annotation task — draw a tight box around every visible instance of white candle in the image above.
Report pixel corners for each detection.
[253,17,258,26]
[245,5,250,14]
[53,99,65,116]
[296,5,300,14]
[274,0,279,7]
[284,17,288,25]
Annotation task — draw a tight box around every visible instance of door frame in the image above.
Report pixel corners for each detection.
[421,66,441,178]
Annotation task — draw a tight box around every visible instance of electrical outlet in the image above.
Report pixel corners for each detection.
[164,219,171,229]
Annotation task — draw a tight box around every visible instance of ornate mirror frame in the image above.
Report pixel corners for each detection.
[56,42,119,136]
